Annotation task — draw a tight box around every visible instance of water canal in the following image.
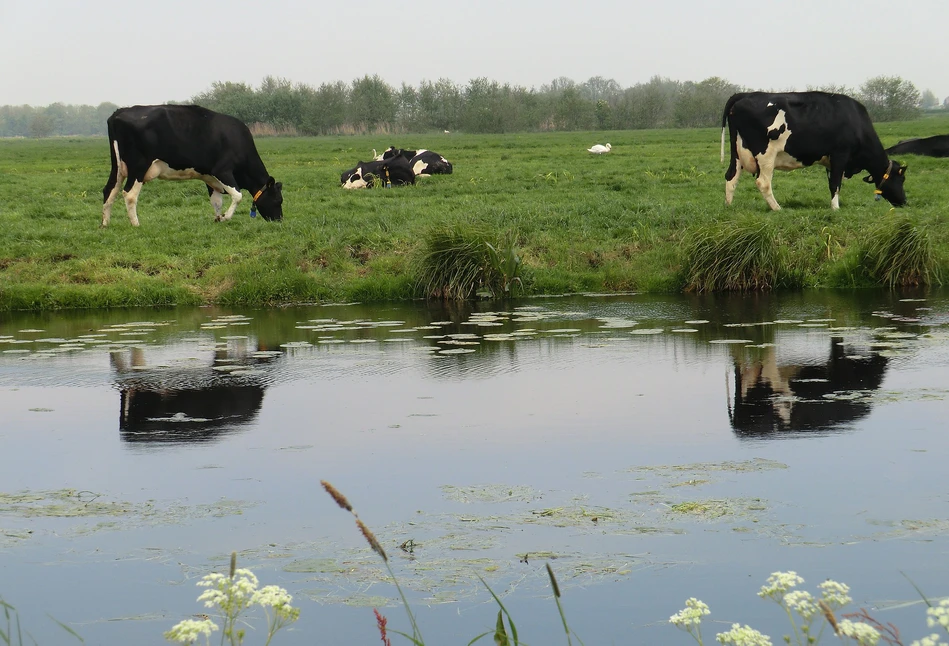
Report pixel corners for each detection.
[1,291,947,644]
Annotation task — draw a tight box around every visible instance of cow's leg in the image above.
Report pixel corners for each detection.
[827,158,847,211]
[208,178,241,222]
[725,160,742,205]
[102,141,127,227]
[206,185,224,219]
[754,156,781,211]
[123,178,144,227]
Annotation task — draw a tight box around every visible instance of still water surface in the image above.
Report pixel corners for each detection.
[1,291,948,644]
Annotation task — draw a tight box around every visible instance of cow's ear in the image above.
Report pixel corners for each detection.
[863,175,875,184]
[275,182,283,190]
[267,176,276,187]
[898,165,907,175]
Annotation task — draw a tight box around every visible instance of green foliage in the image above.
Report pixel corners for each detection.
[415,226,523,300]
[859,75,921,122]
[682,218,791,292]
[860,214,942,288]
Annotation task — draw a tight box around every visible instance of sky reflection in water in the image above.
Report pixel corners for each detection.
[0,291,947,645]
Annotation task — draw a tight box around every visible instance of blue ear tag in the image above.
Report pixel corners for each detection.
[874,194,881,201]
[250,206,258,218]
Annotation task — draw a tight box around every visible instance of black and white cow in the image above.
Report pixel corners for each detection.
[102,105,283,227]
[885,134,949,158]
[378,146,453,175]
[340,156,416,189]
[721,92,907,210]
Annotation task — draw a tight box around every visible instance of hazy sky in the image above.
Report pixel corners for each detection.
[4,0,948,107]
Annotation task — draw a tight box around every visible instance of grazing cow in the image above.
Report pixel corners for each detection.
[379,146,453,175]
[102,104,283,227]
[340,156,416,189]
[885,134,949,158]
[721,91,907,210]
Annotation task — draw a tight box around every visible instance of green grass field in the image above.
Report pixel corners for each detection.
[1,118,948,311]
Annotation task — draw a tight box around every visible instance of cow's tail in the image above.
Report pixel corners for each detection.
[720,93,743,164]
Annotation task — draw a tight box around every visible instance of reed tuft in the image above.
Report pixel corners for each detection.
[682,218,788,292]
[415,225,524,300]
[861,215,942,288]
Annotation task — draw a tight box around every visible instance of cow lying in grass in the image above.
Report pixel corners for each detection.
[376,146,453,176]
[340,156,415,189]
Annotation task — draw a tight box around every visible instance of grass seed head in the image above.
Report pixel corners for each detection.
[321,480,354,513]
[357,519,388,562]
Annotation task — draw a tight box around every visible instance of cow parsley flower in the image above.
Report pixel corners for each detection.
[716,623,773,645]
[670,597,711,627]
[911,634,948,646]
[758,571,804,601]
[837,619,880,645]
[783,590,819,621]
[927,599,949,630]
[163,618,218,645]
[818,579,852,609]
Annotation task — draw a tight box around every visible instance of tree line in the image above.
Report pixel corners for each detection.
[2,75,944,138]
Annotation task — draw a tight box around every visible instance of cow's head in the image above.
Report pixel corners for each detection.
[864,162,907,207]
[254,177,283,221]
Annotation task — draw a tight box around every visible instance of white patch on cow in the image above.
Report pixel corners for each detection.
[831,188,840,210]
[753,109,793,210]
[767,102,774,107]
[342,167,368,189]
[415,149,428,155]
[143,160,205,182]
[412,160,430,176]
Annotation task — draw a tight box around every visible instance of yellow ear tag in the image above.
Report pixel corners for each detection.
[874,190,883,195]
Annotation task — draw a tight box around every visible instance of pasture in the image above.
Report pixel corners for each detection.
[1,118,948,311]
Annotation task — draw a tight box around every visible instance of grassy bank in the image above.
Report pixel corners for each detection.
[1,119,948,311]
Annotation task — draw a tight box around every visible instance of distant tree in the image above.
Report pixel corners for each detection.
[858,76,920,122]
[349,75,395,131]
[396,82,419,130]
[300,81,348,135]
[554,85,593,130]
[920,89,940,109]
[944,96,949,109]
[29,113,54,138]
[675,76,740,128]
[619,76,678,129]
[193,81,260,124]
[581,76,621,102]
[257,76,302,129]
[462,77,505,133]
[594,99,612,130]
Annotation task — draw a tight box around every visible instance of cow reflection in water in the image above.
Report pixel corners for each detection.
[111,344,277,444]
[729,337,888,437]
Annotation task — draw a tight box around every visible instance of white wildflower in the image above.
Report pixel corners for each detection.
[819,579,852,608]
[837,619,880,645]
[716,623,773,645]
[784,590,818,620]
[163,618,218,645]
[927,599,949,630]
[670,597,711,628]
[911,634,948,646]
[758,571,804,601]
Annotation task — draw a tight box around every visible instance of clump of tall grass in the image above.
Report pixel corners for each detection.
[682,219,790,292]
[861,215,942,288]
[415,226,524,299]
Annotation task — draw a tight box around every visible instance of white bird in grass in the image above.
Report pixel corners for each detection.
[587,143,612,154]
